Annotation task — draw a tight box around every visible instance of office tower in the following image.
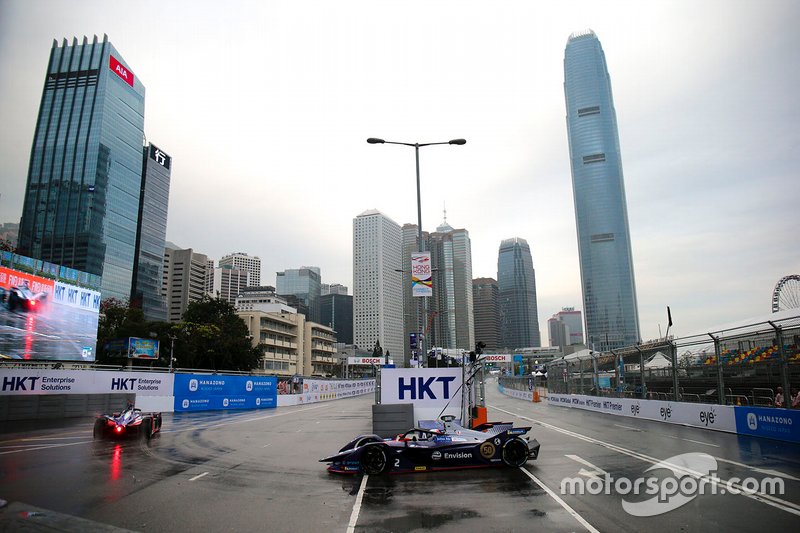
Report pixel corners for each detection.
[162,243,210,322]
[320,293,353,345]
[211,266,249,305]
[548,307,584,347]
[219,252,261,287]
[1,223,19,247]
[564,30,641,350]
[497,237,541,349]
[426,217,474,352]
[17,36,147,301]
[131,143,171,321]
[353,209,403,360]
[321,283,348,296]
[472,277,500,351]
[276,267,322,323]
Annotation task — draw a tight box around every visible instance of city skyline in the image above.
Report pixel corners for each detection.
[1,1,798,343]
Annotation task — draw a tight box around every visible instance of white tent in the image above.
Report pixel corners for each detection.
[645,352,672,369]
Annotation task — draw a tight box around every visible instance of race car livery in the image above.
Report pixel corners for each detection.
[321,416,540,474]
[93,404,162,440]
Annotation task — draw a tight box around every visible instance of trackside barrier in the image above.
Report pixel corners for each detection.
[277,379,375,406]
[499,385,800,444]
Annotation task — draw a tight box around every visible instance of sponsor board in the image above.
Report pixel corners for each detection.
[381,368,462,407]
[173,374,276,412]
[411,252,432,297]
[0,369,173,396]
[543,392,736,433]
[498,384,533,402]
[734,406,800,443]
[347,357,384,365]
[479,354,513,363]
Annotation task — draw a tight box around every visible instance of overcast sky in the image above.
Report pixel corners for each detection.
[1,0,798,344]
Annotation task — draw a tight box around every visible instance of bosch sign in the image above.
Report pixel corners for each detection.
[109,55,134,87]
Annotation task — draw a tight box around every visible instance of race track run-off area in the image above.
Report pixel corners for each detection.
[1,381,799,532]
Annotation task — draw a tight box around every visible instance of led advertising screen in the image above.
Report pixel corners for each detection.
[0,265,100,361]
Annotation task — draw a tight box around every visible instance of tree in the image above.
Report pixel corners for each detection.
[179,296,261,371]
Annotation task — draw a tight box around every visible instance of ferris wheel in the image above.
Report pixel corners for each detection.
[772,275,800,313]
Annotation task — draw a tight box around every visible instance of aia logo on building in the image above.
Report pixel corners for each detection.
[109,55,134,87]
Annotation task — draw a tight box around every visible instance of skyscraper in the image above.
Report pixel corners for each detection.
[472,277,500,351]
[427,217,474,352]
[17,36,147,301]
[353,209,403,360]
[320,293,353,345]
[131,143,171,321]
[497,237,540,349]
[564,30,641,351]
[219,252,261,287]
[276,267,321,323]
[162,243,210,322]
[548,308,584,348]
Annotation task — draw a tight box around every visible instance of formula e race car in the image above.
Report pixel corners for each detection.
[321,415,540,474]
[1,283,48,312]
[93,404,162,440]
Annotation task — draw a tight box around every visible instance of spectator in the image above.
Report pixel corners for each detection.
[792,389,800,409]
[775,387,784,408]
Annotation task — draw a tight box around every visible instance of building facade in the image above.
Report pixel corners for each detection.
[320,293,353,345]
[497,237,541,349]
[564,30,641,351]
[131,143,171,321]
[548,307,584,348]
[210,266,249,305]
[472,277,500,351]
[353,209,403,360]
[276,267,322,323]
[162,244,210,322]
[17,36,148,301]
[219,252,261,287]
[321,283,348,296]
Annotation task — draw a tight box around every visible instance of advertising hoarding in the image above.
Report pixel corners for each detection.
[173,374,277,412]
[0,265,99,361]
[0,369,173,396]
[109,55,134,87]
[348,357,384,365]
[411,252,432,297]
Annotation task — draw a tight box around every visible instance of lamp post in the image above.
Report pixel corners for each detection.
[367,137,466,368]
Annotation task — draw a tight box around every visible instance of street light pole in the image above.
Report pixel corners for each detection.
[367,137,466,368]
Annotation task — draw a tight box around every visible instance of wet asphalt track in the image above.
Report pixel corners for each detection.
[1,381,799,532]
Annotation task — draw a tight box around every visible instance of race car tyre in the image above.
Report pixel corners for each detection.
[360,445,388,475]
[142,418,152,440]
[501,437,529,467]
[93,419,105,439]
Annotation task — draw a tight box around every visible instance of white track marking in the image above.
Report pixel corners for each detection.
[613,424,641,432]
[189,472,209,481]
[518,467,600,533]
[0,440,90,455]
[346,475,369,533]
[565,454,609,479]
[491,404,800,517]
[715,457,800,482]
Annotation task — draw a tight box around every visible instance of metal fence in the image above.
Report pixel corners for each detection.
[540,314,800,409]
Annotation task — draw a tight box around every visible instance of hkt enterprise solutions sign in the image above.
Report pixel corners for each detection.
[381,368,463,421]
[0,370,173,396]
[173,374,277,412]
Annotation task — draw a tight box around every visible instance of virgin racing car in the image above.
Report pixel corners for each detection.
[321,417,540,474]
[93,404,162,440]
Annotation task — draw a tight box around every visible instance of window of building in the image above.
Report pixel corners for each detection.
[582,153,606,164]
[577,106,600,117]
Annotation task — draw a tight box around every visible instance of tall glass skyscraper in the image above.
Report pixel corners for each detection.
[17,35,146,301]
[497,237,540,349]
[276,267,322,323]
[131,143,171,321]
[564,30,640,351]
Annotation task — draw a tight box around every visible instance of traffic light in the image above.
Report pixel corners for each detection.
[475,341,486,355]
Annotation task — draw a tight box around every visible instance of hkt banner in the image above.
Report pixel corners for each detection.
[0,369,173,396]
[411,252,432,297]
[173,374,277,412]
[381,368,462,407]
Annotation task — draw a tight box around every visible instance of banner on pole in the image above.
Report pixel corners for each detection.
[411,252,432,297]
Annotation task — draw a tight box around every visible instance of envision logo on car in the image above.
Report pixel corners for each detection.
[431,451,442,460]
[189,379,198,392]
[444,452,472,459]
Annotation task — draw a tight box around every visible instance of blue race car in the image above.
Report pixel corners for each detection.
[321,415,540,475]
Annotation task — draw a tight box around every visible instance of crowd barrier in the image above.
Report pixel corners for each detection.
[498,384,800,444]
[0,368,374,419]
